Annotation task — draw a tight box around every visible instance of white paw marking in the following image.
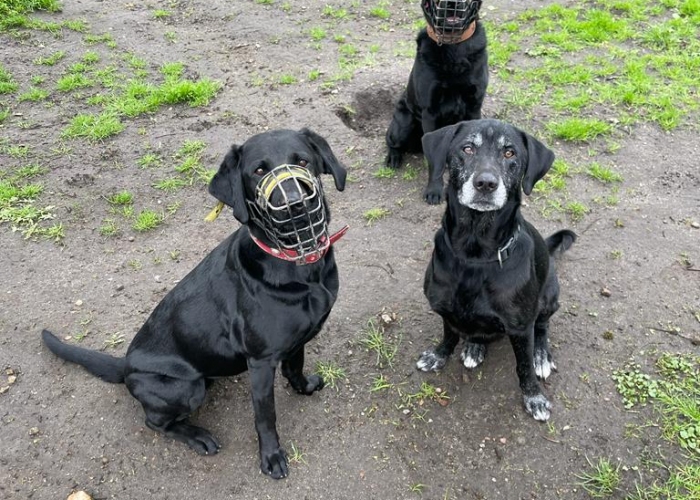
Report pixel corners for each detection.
[524,394,551,421]
[460,343,486,369]
[534,348,556,380]
[416,350,447,372]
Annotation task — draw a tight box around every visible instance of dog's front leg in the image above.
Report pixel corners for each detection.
[421,111,445,205]
[509,331,551,422]
[282,347,324,395]
[247,358,288,479]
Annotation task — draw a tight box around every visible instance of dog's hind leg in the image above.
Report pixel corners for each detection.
[282,347,324,395]
[386,96,419,169]
[417,320,460,372]
[127,373,221,455]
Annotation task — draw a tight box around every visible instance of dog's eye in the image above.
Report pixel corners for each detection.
[504,149,515,159]
[254,167,265,175]
[463,145,474,154]
[298,159,308,168]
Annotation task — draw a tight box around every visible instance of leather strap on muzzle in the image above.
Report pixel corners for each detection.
[426,20,476,45]
[251,224,349,264]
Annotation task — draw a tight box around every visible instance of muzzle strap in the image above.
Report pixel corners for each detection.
[251,224,349,264]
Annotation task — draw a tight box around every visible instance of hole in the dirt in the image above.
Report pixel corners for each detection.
[335,86,399,137]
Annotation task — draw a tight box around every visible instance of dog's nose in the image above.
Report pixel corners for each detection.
[473,171,499,193]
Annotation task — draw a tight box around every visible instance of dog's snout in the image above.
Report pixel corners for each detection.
[473,171,499,193]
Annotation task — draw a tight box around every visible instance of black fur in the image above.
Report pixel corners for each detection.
[42,128,347,479]
[385,14,488,204]
[416,119,576,422]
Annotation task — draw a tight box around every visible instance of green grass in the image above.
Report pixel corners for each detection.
[308,26,326,41]
[132,209,164,232]
[0,176,62,242]
[106,190,133,206]
[99,218,120,236]
[359,318,399,368]
[576,457,622,498]
[314,361,346,390]
[363,207,390,226]
[18,87,49,102]
[62,112,125,141]
[33,51,65,66]
[611,353,700,496]
[373,167,396,179]
[546,118,613,142]
[0,64,19,94]
[587,163,624,183]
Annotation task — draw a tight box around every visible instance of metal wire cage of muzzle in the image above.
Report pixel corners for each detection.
[422,0,482,44]
[246,164,330,263]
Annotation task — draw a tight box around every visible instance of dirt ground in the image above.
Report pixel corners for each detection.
[1,0,699,499]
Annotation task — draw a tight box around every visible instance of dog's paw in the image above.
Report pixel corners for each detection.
[460,343,486,369]
[261,448,289,479]
[523,394,551,421]
[534,347,557,380]
[423,186,443,205]
[416,350,448,372]
[386,150,403,169]
[300,374,324,395]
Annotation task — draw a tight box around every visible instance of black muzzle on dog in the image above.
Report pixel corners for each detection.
[246,164,331,264]
[422,0,482,44]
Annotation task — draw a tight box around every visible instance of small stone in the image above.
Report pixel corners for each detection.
[116,284,124,291]
[499,437,507,444]
[102,457,109,465]
[691,221,700,229]
[7,375,16,384]
[128,236,135,242]
[29,427,40,436]
[75,299,83,306]
[67,492,93,500]
[600,287,612,297]
[0,386,8,394]
[6,368,15,375]
[154,275,162,283]
[402,409,410,415]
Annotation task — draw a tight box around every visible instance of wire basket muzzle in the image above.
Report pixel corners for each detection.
[247,165,329,255]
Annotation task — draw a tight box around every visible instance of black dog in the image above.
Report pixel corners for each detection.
[385,0,488,204]
[42,128,347,479]
[415,119,575,421]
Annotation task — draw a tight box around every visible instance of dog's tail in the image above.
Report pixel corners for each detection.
[41,329,126,383]
[546,229,577,257]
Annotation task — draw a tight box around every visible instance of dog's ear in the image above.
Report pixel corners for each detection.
[300,128,347,191]
[520,131,555,196]
[422,122,465,184]
[208,145,249,224]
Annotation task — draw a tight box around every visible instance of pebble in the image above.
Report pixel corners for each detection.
[75,299,83,306]
[691,221,699,229]
[600,287,612,297]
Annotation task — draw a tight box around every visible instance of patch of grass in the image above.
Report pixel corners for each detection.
[137,153,161,168]
[308,69,321,81]
[0,64,19,94]
[403,381,450,407]
[314,361,346,390]
[612,352,700,496]
[359,318,399,368]
[104,332,125,349]
[62,112,125,141]
[546,118,613,142]
[0,176,62,242]
[132,209,164,232]
[56,73,94,92]
[370,373,393,393]
[33,51,65,66]
[287,442,306,465]
[363,207,390,226]
[152,9,171,19]
[587,163,623,183]
[308,26,326,41]
[153,177,187,192]
[373,167,396,179]
[106,190,133,206]
[576,457,622,498]
[369,6,390,19]
[278,74,297,85]
[0,108,9,123]
[2,144,30,158]
[322,5,349,19]
[565,201,589,222]
[99,218,120,236]
[18,87,49,102]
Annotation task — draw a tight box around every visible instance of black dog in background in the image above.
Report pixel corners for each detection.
[416,119,575,421]
[386,0,487,204]
[42,128,347,479]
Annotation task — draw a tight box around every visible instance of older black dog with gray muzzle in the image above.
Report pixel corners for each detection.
[42,128,347,479]
[416,119,576,422]
[385,0,487,204]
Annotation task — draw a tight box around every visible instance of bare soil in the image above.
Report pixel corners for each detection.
[1,1,699,499]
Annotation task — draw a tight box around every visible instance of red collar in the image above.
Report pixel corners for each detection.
[250,225,349,265]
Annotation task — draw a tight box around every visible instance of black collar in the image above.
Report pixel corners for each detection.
[496,224,521,268]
